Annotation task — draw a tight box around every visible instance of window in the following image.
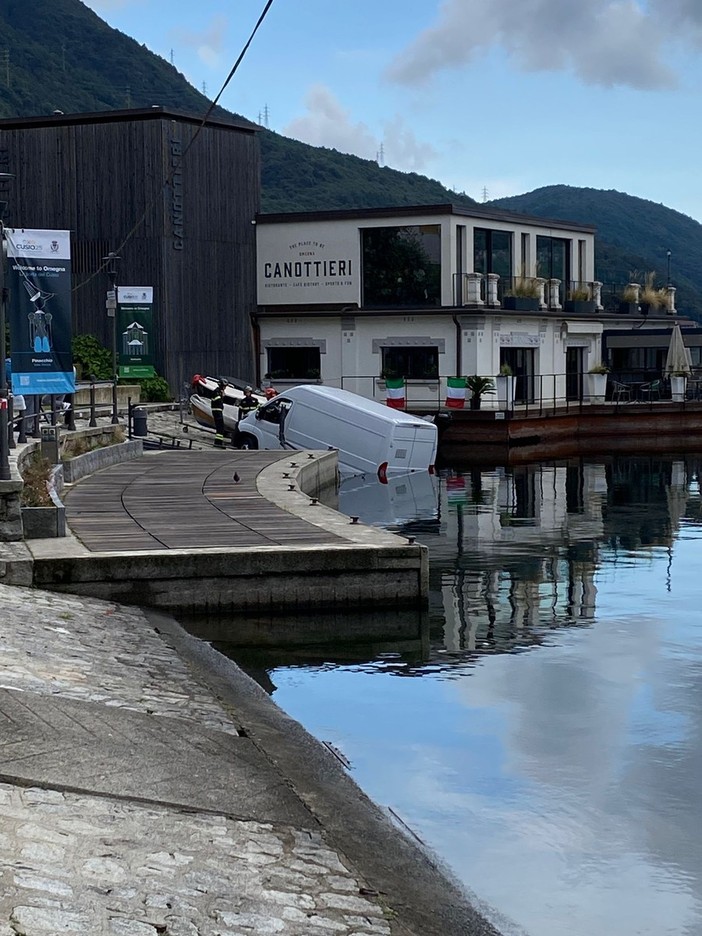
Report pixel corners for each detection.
[266,347,320,380]
[474,228,512,278]
[381,346,438,380]
[258,399,291,424]
[536,236,570,283]
[362,225,441,307]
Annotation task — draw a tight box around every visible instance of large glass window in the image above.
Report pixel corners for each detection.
[266,347,320,380]
[381,346,439,380]
[473,228,512,279]
[536,236,570,283]
[362,225,441,307]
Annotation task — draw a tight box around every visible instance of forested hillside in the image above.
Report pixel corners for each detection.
[0,1,700,317]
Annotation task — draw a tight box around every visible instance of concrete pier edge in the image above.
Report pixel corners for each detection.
[147,607,503,936]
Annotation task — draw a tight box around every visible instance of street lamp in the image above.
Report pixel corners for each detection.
[0,172,15,482]
[667,250,672,287]
[102,251,121,425]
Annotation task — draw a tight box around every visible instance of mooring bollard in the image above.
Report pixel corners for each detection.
[7,397,14,450]
[89,381,97,428]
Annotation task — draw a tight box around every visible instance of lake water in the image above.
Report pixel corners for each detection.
[190,455,702,936]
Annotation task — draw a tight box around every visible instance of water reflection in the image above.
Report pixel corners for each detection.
[180,455,702,936]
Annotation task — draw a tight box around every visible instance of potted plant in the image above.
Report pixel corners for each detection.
[495,363,516,410]
[503,276,541,312]
[587,363,609,404]
[564,285,596,315]
[465,375,495,410]
[619,284,640,315]
[640,272,665,316]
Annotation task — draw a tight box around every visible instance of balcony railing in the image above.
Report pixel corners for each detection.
[335,372,697,415]
[451,275,677,315]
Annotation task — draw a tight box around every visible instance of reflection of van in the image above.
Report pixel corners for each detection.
[339,471,440,529]
[237,385,437,479]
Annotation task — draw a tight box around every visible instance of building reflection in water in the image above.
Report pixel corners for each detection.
[430,455,696,662]
[181,455,699,678]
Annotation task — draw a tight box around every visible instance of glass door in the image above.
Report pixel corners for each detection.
[566,347,584,401]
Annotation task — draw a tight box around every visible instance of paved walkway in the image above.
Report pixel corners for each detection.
[62,451,344,552]
[0,405,500,935]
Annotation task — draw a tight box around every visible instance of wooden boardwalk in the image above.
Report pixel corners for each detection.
[63,451,345,552]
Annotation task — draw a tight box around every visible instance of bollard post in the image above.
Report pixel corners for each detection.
[65,393,76,431]
[89,380,97,427]
[17,408,27,444]
[7,396,14,449]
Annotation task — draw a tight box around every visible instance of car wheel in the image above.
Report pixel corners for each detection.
[238,433,258,450]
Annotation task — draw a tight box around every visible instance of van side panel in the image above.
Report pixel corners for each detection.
[239,386,437,477]
[285,399,387,476]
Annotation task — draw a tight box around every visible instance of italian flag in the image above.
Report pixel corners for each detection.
[385,377,405,409]
[445,376,466,408]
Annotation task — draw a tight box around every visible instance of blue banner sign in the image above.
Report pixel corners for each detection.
[6,228,74,397]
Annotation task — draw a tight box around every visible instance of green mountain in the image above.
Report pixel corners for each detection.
[0,1,700,317]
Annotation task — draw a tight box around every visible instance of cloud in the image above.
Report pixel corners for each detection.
[386,0,677,91]
[649,0,702,44]
[284,85,437,174]
[380,115,438,173]
[171,15,228,69]
[284,85,378,159]
[82,0,135,9]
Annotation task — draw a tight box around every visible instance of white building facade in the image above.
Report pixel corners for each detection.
[253,204,675,410]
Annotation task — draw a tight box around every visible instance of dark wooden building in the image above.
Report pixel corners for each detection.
[0,106,260,393]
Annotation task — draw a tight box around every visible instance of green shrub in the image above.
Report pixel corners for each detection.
[137,375,171,402]
[72,334,112,380]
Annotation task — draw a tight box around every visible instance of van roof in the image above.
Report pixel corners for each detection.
[278,385,434,427]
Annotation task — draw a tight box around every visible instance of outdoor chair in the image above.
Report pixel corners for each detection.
[639,379,661,402]
[610,381,632,403]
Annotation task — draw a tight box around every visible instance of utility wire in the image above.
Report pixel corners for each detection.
[73,0,276,293]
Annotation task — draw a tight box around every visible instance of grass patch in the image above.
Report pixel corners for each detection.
[20,452,53,507]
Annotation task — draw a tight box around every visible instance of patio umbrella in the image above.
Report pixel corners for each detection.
[664,323,692,376]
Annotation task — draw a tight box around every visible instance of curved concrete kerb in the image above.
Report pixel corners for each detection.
[256,450,409,548]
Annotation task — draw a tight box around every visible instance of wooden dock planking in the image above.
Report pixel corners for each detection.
[63,451,344,552]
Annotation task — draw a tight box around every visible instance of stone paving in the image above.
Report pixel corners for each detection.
[0,583,392,936]
[0,405,501,936]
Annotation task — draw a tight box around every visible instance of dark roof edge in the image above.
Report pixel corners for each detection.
[256,202,597,233]
[0,106,258,134]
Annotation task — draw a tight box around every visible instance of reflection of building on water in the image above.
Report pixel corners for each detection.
[436,461,619,654]
[435,456,701,656]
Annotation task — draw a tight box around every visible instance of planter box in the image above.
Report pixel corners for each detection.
[618,302,640,315]
[586,372,608,404]
[496,375,515,410]
[564,300,597,315]
[670,375,687,403]
[502,296,540,312]
[21,488,66,539]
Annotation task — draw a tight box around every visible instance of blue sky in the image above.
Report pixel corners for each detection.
[84,0,702,222]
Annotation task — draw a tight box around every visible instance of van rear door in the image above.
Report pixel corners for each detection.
[388,422,437,475]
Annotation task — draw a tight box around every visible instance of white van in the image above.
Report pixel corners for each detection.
[237,385,438,480]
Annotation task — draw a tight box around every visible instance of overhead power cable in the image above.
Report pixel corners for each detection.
[73,0,276,293]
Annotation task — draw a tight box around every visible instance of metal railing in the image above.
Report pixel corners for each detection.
[335,372,698,416]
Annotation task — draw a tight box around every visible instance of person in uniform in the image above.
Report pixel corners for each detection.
[211,380,226,448]
[238,386,259,422]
